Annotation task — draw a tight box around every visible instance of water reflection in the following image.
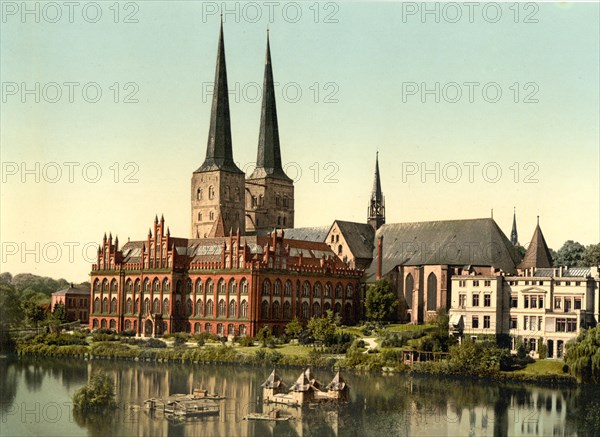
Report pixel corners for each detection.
[1,356,599,436]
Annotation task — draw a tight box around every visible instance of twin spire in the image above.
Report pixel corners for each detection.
[197,21,287,180]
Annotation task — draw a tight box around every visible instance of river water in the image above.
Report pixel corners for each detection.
[1,356,599,436]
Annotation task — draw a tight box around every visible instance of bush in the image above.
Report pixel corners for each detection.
[73,372,116,411]
[144,338,167,349]
[237,336,254,347]
[119,330,136,337]
[92,333,118,342]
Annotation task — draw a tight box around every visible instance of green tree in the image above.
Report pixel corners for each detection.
[285,318,303,339]
[554,240,585,267]
[565,326,600,383]
[73,372,117,411]
[307,310,337,344]
[52,302,69,324]
[582,243,600,266]
[0,283,23,352]
[256,326,272,347]
[23,299,47,327]
[365,279,398,322]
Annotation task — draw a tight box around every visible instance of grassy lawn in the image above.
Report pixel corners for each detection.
[384,324,435,332]
[511,359,566,376]
[234,344,311,357]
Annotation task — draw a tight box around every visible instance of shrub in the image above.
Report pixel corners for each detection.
[119,330,136,337]
[237,336,254,347]
[73,372,116,411]
[144,338,167,349]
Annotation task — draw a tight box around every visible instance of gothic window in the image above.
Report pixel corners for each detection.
[134,279,140,292]
[334,302,341,315]
[325,283,332,298]
[186,279,192,294]
[229,299,236,318]
[195,279,203,294]
[240,279,248,294]
[93,280,99,292]
[198,212,202,221]
[240,300,248,318]
[283,301,292,319]
[335,283,343,299]
[206,299,214,316]
[206,279,213,294]
[125,280,133,292]
[153,298,160,314]
[229,279,237,295]
[338,245,342,255]
[218,299,226,317]
[186,299,192,316]
[274,280,282,296]
[427,273,438,311]
[163,298,169,315]
[102,297,108,313]
[208,185,215,200]
[261,300,270,319]
[218,279,226,294]
[302,281,310,297]
[301,302,309,319]
[94,297,100,313]
[196,299,203,316]
[284,281,293,297]
[143,298,150,314]
[197,188,203,200]
[209,211,214,221]
[324,302,331,313]
[163,278,170,292]
[263,280,271,296]
[346,284,353,299]
[205,323,212,334]
[102,279,108,292]
[314,282,322,298]
[126,298,132,313]
[217,323,224,336]
[272,301,280,319]
[152,278,160,292]
[405,274,414,308]
[312,302,321,318]
[134,298,139,313]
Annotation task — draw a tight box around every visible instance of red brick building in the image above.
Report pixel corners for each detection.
[51,284,90,324]
[89,217,362,337]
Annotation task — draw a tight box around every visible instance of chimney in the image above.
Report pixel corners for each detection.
[376,235,383,280]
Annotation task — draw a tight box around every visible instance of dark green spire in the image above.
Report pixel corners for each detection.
[249,31,291,181]
[196,19,243,174]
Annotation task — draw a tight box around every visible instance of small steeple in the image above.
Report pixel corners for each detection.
[518,218,553,269]
[248,30,291,181]
[196,18,242,174]
[511,207,519,246]
[367,152,385,230]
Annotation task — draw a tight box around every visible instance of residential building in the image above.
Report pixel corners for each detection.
[51,284,90,324]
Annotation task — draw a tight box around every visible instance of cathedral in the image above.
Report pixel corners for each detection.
[88,21,557,337]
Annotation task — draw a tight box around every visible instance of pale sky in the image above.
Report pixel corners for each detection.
[1,1,599,282]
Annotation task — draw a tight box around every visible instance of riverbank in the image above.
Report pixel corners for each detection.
[15,334,578,386]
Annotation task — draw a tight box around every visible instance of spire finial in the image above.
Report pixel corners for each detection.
[491,208,493,219]
[537,215,540,226]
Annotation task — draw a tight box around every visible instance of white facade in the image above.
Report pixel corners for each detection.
[448,267,598,359]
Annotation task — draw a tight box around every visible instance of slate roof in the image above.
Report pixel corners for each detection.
[533,267,592,278]
[53,284,89,295]
[365,218,521,277]
[518,224,553,269]
[282,226,330,242]
[333,220,375,260]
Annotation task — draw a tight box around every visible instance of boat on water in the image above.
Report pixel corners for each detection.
[144,393,221,417]
[244,410,294,422]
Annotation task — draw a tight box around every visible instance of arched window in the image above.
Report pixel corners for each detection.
[101,319,107,329]
[153,298,160,314]
[186,279,192,294]
[324,302,331,313]
[109,320,116,330]
[427,273,438,311]
[284,281,293,296]
[196,299,203,316]
[218,299,226,317]
[405,274,414,308]
[217,323,224,336]
[194,323,201,333]
[224,185,230,200]
[134,298,139,313]
[93,280,99,292]
[240,279,248,294]
[102,279,108,292]
[206,279,214,294]
[261,300,270,319]
[274,280,282,296]
[272,301,280,319]
[229,279,237,295]
[228,324,235,336]
[163,298,169,315]
[195,279,203,294]
[143,298,150,314]
[314,283,322,299]
[134,279,140,292]
[335,284,343,299]
[186,298,192,316]
[198,212,203,221]
[283,301,292,319]
[240,300,248,318]
[346,284,353,299]
[197,188,203,200]
[102,297,108,313]
[126,298,132,313]
[152,278,160,292]
[176,280,182,293]
[205,323,212,334]
[125,279,133,292]
[229,299,236,318]
[303,281,310,297]
[143,278,150,292]
[312,302,321,318]
[93,319,99,329]
[206,299,214,317]
[125,320,131,330]
[162,278,170,292]
[208,185,215,200]
[94,297,100,313]
[301,302,309,319]
[262,280,271,296]
[218,279,226,294]
[209,211,214,221]
[334,302,341,315]
[110,279,118,292]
